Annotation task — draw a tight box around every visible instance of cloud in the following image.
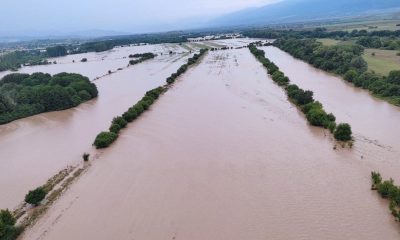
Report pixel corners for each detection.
[0,0,277,35]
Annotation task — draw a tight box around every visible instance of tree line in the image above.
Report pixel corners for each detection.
[128,52,156,65]
[249,44,352,142]
[371,172,400,222]
[93,49,208,148]
[0,72,98,124]
[0,46,68,72]
[275,38,400,106]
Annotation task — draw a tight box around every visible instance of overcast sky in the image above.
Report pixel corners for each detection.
[0,0,278,36]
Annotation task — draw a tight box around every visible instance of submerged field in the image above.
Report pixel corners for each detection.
[12,40,400,240]
[1,38,400,240]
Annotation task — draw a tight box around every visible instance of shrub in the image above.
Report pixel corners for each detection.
[109,124,121,134]
[112,116,127,128]
[81,58,88,62]
[371,172,382,185]
[93,132,118,149]
[82,153,90,161]
[306,108,329,127]
[0,209,15,226]
[122,109,138,122]
[25,187,46,206]
[334,123,352,141]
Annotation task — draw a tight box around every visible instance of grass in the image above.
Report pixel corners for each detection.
[317,38,341,46]
[319,19,400,32]
[317,38,356,46]
[363,48,400,75]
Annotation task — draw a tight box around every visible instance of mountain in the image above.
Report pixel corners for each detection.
[211,0,400,27]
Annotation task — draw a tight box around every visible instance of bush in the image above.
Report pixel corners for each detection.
[25,187,46,206]
[334,123,352,141]
[82,153,90,161]
[109,124,121,134]
[0,209,15,226]
[112,116,127,128]
[93,132,118,149]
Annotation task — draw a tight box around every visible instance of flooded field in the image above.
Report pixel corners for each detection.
[262,46,400,182]
[0,43,193,209]
[20,47,400,240]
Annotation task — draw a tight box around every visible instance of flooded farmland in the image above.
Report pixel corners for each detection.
[20,45,400,240]
[0,43,194,209]
[262,46,400,182]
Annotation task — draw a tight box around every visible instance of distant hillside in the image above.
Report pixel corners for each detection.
[212,0,400,27]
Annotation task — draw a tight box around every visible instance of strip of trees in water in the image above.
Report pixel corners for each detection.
[249,44,352,142]
[371,172,400,222]
[93,49,208,148]
[274,38,400,106]
[0,72,98,124]
[128,52,156,65]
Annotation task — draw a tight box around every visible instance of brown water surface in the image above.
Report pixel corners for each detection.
[0,44,192,209]
[263,46,400,181]
[21,48,400,240]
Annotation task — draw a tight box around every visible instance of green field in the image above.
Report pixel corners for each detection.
[317,38,355,46]
[317,38,341,46]
[363,49,400,75]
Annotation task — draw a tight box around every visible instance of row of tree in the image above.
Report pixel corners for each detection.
[0,72,98,124]
[249,44,352,141]
[243,28,400,40]
[275,38,400,105]
[94,87,165,148]
[93,49,208,148]
[128,52,156,65]
[371,172,400,222]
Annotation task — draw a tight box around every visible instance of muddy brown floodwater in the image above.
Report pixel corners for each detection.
[262,46,400,182]
[21,47,400,240]
[0,44,193,209]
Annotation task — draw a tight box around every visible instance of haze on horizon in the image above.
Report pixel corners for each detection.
[0,0,278,36]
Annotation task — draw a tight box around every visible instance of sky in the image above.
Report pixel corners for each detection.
[0,0,278,36]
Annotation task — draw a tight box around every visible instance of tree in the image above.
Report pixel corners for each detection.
[46,46,67,57]
[387,70,400,85]
[93,132,118,149]
[334,123,352,141]
[25,187,46,206]
[0,209,15,226]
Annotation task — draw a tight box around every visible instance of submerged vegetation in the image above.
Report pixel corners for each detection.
[371,172,400,222]
[128,52,156,65]
[249,44,352,142]
[93,49,208,149]
[0,72,98,124]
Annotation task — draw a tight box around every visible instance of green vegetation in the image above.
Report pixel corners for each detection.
[93,132,118,149]
[317,38,342,46]
[166,49,207,84]
[45,46,67,57]
[25,187,46,206]
[82,153,90,162]
[93,87,165,149]
[0,209,21,240]
[249,44,352,141]
[274,38,400,106]
[93,49,208,149]
[334,123,352,141]
[0,72,98,124]
[0,45,70,72]
[363,49,400,75]
[371,172,400,222]
[0,50,49,72]
[128,52,156,65]
[75,32,189,53]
